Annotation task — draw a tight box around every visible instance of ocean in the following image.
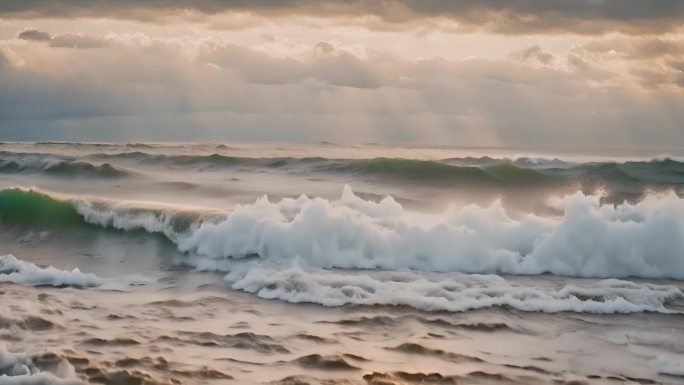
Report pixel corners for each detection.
[0,141,683,385]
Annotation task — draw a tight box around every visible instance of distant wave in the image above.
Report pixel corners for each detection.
[7,146,684,189]
[87,151,684,190]
[32,141,230,151]
[0,153,127,178]
[323,158,549,184]
[91,151,322,169]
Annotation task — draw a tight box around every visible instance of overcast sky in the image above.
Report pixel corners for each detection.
[0,1,683,146]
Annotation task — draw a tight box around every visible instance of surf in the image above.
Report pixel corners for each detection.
[2,186,684,280]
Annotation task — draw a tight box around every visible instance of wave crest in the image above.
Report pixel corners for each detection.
[0,254,100,288]
[2,187,684,280]
[179,186,684,280]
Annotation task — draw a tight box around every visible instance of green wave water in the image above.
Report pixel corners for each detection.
[0,188,202,237]
[0,188,85,227]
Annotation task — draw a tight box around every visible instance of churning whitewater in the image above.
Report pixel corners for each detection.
[8,185,684,279]
[1,185,684,314]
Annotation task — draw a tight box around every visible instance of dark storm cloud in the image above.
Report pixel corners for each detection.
[17,28,51,41]
[16,28,108,48]
[1,1,683,34]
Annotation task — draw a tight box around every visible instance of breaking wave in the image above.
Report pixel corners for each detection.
[179,186,684,280]
[2,186,684,313]
[0,254,151,290]
[2,186,684,280]
[0,254,100,288]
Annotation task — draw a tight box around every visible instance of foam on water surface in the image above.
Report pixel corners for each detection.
[228,262,683,314]
[0,344,80,385]
[0,255,152,290]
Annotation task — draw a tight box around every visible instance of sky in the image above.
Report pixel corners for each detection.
[0,1,683,147]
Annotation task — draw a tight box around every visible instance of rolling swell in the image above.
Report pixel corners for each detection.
[88,151,684,189]
[0,153,127,178]
[324,158,509,184]
[576,160,684,186]
[334,157,684,189]
[91,151,325,169]
[44,161,126,178]
[93,152,551,185]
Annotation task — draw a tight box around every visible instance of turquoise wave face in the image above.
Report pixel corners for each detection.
[0,188,200,236]
[0,188,86,227]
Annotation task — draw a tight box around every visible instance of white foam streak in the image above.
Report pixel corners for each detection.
[0,255,153,290]
[0,255,100,288]
[231,264,683,314]
[653,355,684,376]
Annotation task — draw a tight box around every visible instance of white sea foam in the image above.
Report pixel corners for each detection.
[72,199,182,240]
[229,261,683,314]
[171,186,684,279]
[0,344,80,385]
[0,255,101,288]
[65,185,684,312]
[0,255,152,290]
[69,186,684,279]
[653,355,684,377]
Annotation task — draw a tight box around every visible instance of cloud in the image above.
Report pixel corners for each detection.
[1,1,683,35]
[50,34,108,49]
[511,45,554,65]
[581,37,684,61]
[17,28,51,41]
[0,48,8,66]
[1,31,683,146]
[669,60,684,73]
[572,35,684,88]
[200,41,382,89]
[15,28,108,49]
